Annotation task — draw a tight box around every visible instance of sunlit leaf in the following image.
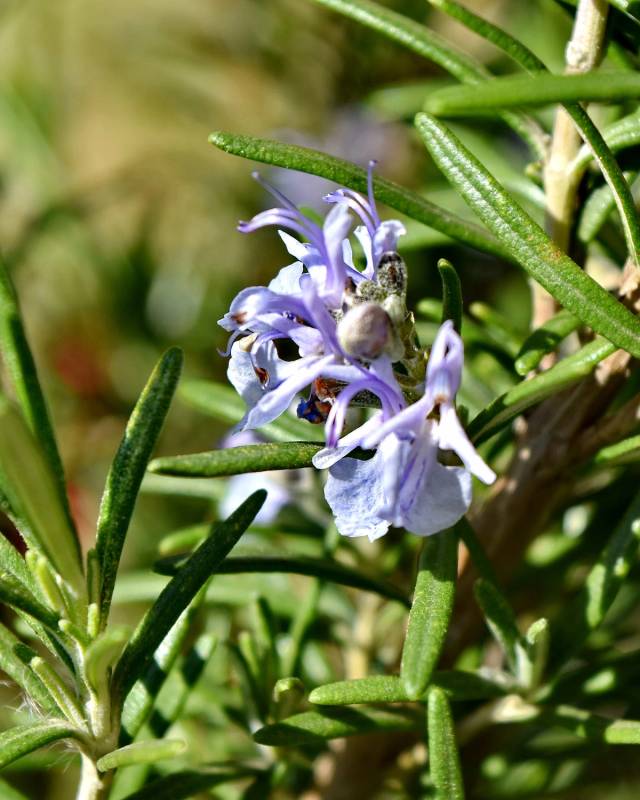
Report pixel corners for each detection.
[401,527,458,700]
[95,348,183,625]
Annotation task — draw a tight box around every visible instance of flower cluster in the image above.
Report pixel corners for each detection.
[219,165,495,540]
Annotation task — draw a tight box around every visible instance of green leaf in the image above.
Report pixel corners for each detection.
[424,71,640,115]
[149,442,323,477]
[0,533,38,597]
[437,259,463,332]
[608,0,640,26]
[178,379,324,442]
[422,2,640,264]
[401,527,458,701]
[426,0,545,72]
[309,671,506,705]
[209,133,509,260]
[428,687,465,800]
[97,739,185,772]
[592,434,640,467]
[119,770,258,800]
[0,722,82,770]
[85,627,130,694]
[306,0,546,157]
[573,110,640,173]
[0,574,59,629]
[112,490,265,704]
[515,310,581,375]
[0,623,57,713]
[500,701,640,745]
[155,553,410,607]
[415,112,640,356]
[0,259,74,535]
[474,579,529,680]
[120,599,203,745]
[253,706,420,746]
[578,170,639,244]
[549,491,640,670]
[468,338,615,444]
[0,399,85,596]
[95,348,183,626]
[148,633,217,739]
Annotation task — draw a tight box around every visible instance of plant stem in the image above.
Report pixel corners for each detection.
[77,755,112,800]
[538,0,609,328]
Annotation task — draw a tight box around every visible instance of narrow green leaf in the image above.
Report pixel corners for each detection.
[147,633,217,739]
[425,71,640,115]
[0,259,74,535]
[0,529,37,596]
[551,705,640,745]
[0,722,82,770]
[422,2,640,263]
[415,113,640,356]
[178,379,324,442]
[503,701,640,745]
[155,553,410,607]
[515,310,581,375]
[307,0,546,157]
[0,399,85,596]
[427,0,545,72]
[149,442,323,477]
[573,110,640,173]
[437,259,463,332]
[311,0,483,82]
[474,578,528,679]
[85,627,130,694]
[120,768,258,800]
[549,491,640,670]
[209,133,510,260]
[120,599,202,745]
[253,706,419,746]
[309,671,506,705]
[592,434,640,467]
[428,687,465,800]
[608,0,640,26]
[565,104,640,264]
[29,657,85,727]
[401,527,458,700]
[0,575,59,628]
[525,618,550,691]
[0,624,57,712]
[468,338,615,444]
[97,739,185,772]
[95,348,183,626]
[578,170,638,244]
[112,490,265,704]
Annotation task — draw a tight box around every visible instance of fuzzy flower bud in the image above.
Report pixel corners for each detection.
[337,302,394,360]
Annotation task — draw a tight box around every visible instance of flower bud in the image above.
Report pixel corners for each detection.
[337,302,394,360]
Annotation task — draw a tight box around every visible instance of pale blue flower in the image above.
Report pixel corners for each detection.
[317,321,495,540]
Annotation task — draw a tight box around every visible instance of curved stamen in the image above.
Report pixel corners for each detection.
[251,171,299,211]
[367,160,381,229]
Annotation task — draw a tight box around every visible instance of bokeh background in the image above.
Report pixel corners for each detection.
[0,1,595,796]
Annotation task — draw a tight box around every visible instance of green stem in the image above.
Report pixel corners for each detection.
[540,0,609,327]
[76,755,112,800]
